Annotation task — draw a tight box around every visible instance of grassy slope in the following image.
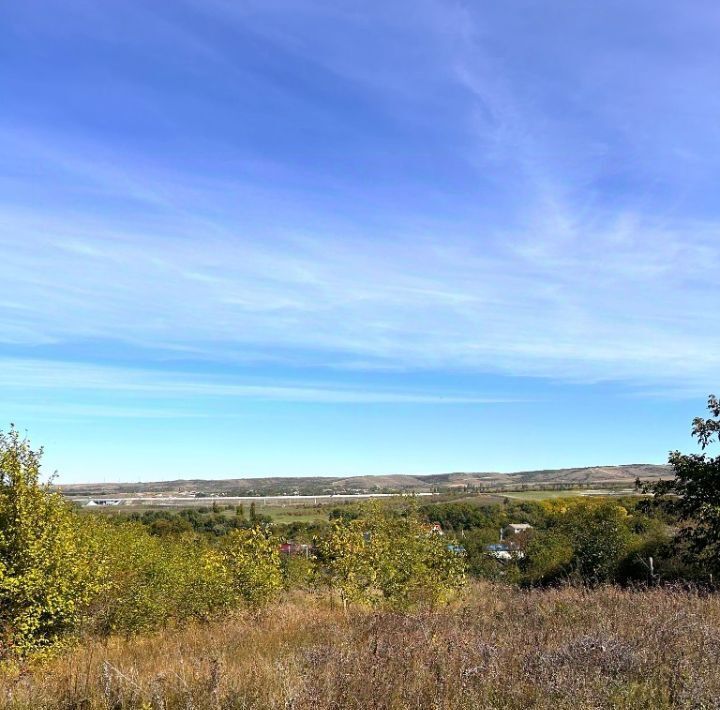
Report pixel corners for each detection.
[3,583,719,709]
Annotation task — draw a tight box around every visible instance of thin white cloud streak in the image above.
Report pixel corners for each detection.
[8,403,208,420]
[0,359,515,405]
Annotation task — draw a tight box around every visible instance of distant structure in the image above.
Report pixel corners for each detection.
[484,542,526,561]
[484,543,518,561]
[85,499,122,507]
[279,541,312,557]
[504,523,533,536]
[486,523,533,560]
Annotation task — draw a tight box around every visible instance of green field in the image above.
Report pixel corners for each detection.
[73,488,645,523]
[500,489,595,501]
[501,488,638,501]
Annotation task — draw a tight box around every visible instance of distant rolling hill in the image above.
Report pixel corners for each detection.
[59,464,671,497]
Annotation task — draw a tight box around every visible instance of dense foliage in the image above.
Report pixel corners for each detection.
[0,427,105,656]
[642,395,720,574]
[317,504,465,609]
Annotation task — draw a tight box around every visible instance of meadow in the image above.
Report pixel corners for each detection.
[2,582,719,709]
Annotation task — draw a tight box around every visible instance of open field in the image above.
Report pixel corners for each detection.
[3,582,719,709]
[71,494,436,524]
[501,490,591,501]
[75,498,335,523]
[501,488,639,501]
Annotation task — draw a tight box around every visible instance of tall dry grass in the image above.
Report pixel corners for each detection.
[2,583,720,709]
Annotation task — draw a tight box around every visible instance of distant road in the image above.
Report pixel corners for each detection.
[69,492,437,506]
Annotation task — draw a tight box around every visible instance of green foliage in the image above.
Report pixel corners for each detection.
[558,502,632,582]
[643,395,720,574]
[461,529,514,581]
[440,496,668,586]
[0,427,106,656]
[317,504,466,609]
[616,519,675,583]
[521,530,574,584]
[420,500,545,533]
[147,515,193,537]
[0,426,292,656]
[92,523,282,633]
[89,523,235,635]
[281,554,315,590]
[221,527,283,606]
[125,508,250,537]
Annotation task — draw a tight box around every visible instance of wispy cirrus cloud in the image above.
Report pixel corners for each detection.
[1,179,719,392]
[2,0,720,397]
[0,359,518,420]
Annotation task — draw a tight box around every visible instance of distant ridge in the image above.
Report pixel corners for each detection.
[59,464,671,497]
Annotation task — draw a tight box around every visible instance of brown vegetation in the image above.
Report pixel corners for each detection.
[2,582,720,709]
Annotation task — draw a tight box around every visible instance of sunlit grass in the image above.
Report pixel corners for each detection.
[3,582,719,709]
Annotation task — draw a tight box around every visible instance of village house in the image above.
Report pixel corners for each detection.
[504,523,533,536]
[483,523,533,561]
[484,542,525,561]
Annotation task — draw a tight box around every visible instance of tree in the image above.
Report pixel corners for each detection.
[0,426,104,656]
[221,527,282,606]
[90,522,236,635]
[558,501,631,582]
[521,530,573,585]
[642,395,720,573]
[317,504,466,609]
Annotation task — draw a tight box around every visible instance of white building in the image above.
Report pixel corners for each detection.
[505,523,533,535]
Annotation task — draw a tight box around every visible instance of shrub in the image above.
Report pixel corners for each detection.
[0,427,105,657]
[521,529,574,584]
[221,527,283,606]
[317,504,466,609]
[558,502,632,582]
[89,523,235,635]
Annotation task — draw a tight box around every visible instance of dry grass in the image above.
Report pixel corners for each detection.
[2,583,720,709]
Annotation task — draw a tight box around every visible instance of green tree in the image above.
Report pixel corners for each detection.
[221,527,282,606]
[148,516,193,537]
[558,502,631,582]
[0,427,105,656]
[317,504,466,609]
[520,530,573,585]
[642,395,720,573]
[91,522,235,635]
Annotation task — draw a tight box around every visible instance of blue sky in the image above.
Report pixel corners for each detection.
[1,1,719,483]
